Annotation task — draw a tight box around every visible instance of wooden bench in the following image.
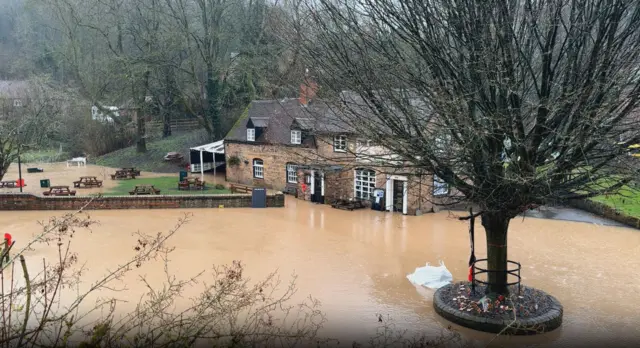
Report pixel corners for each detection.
[178,177,205,190]
[230,183,252,194]
[129,185,161,195]
[111,170,136,180]
[0,181,17,188]
[122,167,141,176]
[73,176,103,188]
[331,199,366,211]
[283,186,297,195]
[43,186,76,196]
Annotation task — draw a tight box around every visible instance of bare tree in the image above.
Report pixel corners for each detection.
[296,0,640,294]
[0,77,66,180]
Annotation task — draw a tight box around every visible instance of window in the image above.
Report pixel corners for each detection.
[291,130,302,144]
[247,128,255,142]
[356,139,372,147]
[286,163,298,183]
[253,159,264,178]
[354,168,376,199]
[333,135,347,152]
[13,99,22,107]
[433,175,449,196]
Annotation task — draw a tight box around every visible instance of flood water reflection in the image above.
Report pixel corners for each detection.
[1,196,640,347]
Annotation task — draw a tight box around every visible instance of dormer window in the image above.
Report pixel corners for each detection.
[333,135,347,152]
[247,128,255,142]
[291,130,302,144]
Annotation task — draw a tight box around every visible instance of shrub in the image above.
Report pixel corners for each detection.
[228,155,241,166]
[215,183,226,190]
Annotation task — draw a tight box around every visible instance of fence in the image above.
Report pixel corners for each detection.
[146,119,201,133]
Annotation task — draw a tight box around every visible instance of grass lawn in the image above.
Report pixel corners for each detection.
[95,130,211,173]
[591,184,640,218]
[102,176,231,196]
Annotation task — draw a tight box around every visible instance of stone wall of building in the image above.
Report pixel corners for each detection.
[0,193,285,211]
[224,135,356,191]
[224,134,463,215]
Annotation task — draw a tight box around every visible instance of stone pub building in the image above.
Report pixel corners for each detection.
[224,81,452,216]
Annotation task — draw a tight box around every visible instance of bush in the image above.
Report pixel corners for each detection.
[227,155,241,166]
[215,183,226,190]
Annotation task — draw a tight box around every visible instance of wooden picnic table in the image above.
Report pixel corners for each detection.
[230,183,252,194]
[73,176,103,188]
[164,152,184,162]
[0,181,18,188]
[43,186,76,196]
[122,167,141,176]
[111,170,137,180]
[129,185,161,195]
[178,177,206,190]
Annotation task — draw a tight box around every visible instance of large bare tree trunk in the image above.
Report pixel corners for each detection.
[481,212,511,295]
[136,113,146,153]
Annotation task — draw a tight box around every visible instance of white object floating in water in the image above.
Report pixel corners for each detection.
[406,261,453,289]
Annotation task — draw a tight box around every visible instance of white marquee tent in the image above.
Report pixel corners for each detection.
[189,140,225,180]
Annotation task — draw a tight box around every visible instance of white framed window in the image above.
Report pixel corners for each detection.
[291,130,302,144]
[354,168,376,199]
[433,175,449,196]
[13,99,22,107]
[253,159,264,178]
[286,163,298,183]
[333,135,347,152]
[247,128,255,142]
[356,139,373,147]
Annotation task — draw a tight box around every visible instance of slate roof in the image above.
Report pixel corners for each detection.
[225,98,355,145]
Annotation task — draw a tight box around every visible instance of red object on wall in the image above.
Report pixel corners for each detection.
[16,179,25,187]
[4,233,12,246]
[301,183,307,192]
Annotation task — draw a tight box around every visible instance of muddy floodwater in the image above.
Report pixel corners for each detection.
[2,165,640,347]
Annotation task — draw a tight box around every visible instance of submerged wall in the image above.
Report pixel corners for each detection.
[567,199,640,229]
[0,193,285,211]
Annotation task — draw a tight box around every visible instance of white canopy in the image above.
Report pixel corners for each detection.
[190,140,225,181]
[190,140,224,154]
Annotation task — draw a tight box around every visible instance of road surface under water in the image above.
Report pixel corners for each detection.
[1,164,639,347]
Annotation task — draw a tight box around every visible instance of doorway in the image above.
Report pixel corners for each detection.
[311,171,324,204]
[385,175,408,215]
[393,180,404,212]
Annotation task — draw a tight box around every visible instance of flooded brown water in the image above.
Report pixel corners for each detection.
[0,162,225,195]
[1,164,640,347]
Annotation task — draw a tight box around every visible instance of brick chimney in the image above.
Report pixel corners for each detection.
[299,69,318,106]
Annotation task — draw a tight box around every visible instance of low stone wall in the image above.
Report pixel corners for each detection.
[433,284,563,335]
[567,199,640,229]
[0,193,285,211]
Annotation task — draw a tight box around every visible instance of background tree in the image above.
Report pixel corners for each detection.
[0,77,66,180]
[297,0,640,294]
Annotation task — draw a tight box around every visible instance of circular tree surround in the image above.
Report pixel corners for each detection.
[433,282,563,335]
